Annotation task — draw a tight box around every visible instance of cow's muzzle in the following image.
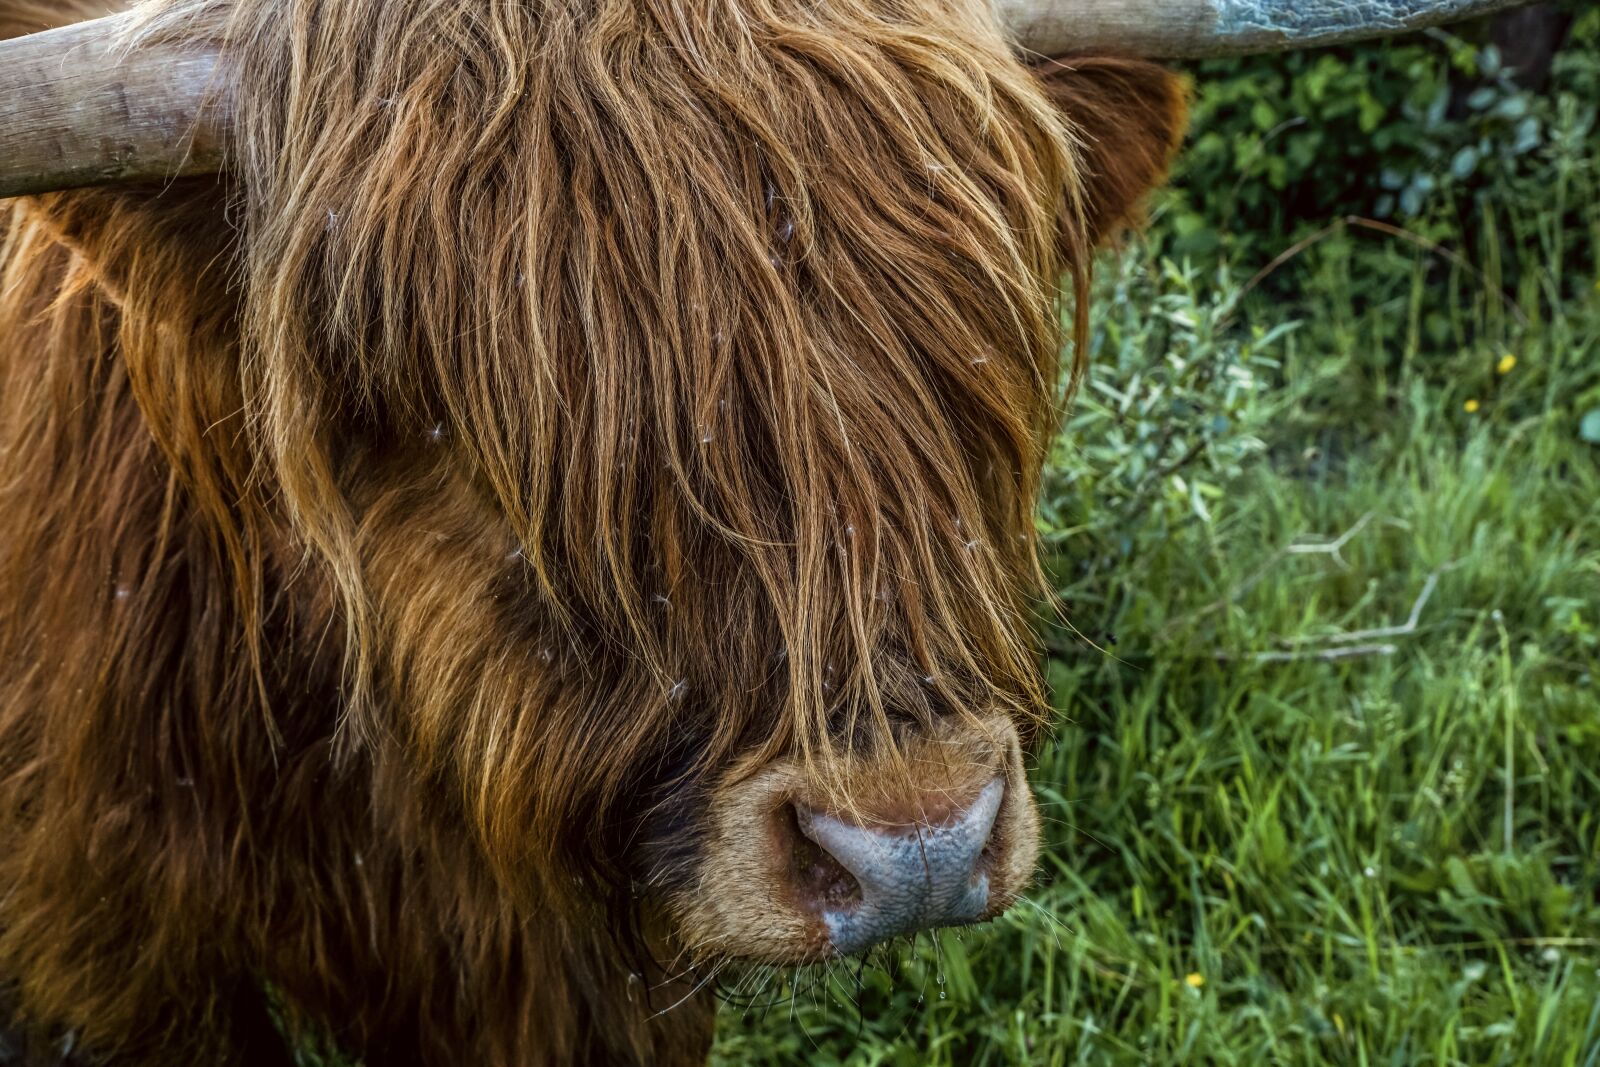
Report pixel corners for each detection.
[671,715,1039,963]
[790,776,1004,954]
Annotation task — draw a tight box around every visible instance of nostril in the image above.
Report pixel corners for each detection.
[780,803,863,913]
[784,777,1006,955]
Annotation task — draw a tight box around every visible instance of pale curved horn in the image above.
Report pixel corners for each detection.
[996,0,1531,59]
[0,1,1533,199]
[0,12,224,199]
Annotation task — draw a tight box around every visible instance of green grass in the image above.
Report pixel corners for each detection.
[710,138,1600,1065]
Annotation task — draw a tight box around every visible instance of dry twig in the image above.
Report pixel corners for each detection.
[1224,563,1457,663]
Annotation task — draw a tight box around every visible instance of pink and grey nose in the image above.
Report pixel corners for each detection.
[790,778,1004,954]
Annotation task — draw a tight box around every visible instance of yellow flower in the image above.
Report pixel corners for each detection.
[1497,354,1517,375]
[1464,399,1481,414]
[1185,972,1205,989]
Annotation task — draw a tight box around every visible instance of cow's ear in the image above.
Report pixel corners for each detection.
[1034,57,1189,248]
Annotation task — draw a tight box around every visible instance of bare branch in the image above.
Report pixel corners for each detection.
[1286,511,1376,570]
[1285,564,1455,646]
[1246,642,1398,663]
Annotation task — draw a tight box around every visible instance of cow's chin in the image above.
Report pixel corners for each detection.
[666,716,1040,966]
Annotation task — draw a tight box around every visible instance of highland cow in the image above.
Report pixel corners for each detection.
[0,0,1515,1063]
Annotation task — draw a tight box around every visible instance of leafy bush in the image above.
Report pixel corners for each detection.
[1162,0,1600,293]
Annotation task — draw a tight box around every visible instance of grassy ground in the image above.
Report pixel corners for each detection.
[710,94,1600,1067]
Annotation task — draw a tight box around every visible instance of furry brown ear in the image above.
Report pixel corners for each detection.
[1034,57,1190,247]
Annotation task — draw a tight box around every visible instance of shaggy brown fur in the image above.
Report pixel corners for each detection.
[0,0,1185,1062]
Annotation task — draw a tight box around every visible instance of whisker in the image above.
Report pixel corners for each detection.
[647,958,730,1020]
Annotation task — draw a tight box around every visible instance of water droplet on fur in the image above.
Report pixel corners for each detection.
[428,423,446,442]
[325,209,339,231]
[114,584,130,600]
[627,972,642,1003]
[667,679,687,701]
[176,777,194,788]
